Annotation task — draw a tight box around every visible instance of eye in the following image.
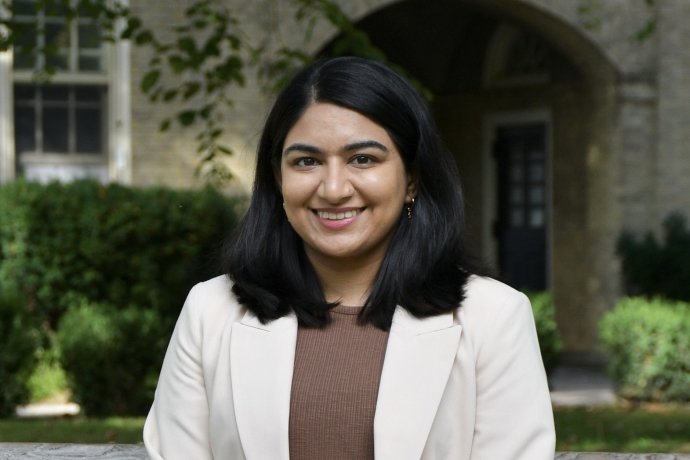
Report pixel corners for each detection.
[295,157,319,167]
[350,155,375,166]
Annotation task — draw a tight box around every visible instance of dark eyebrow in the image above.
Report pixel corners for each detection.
[343,140,388,153]
[282,140,388,156]
[283,143,323,156]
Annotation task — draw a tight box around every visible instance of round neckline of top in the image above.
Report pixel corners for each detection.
[330,304,364,315]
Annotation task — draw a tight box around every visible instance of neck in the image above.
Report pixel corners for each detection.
[306,251,383,306]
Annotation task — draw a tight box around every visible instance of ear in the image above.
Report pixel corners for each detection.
[405,171,418,203]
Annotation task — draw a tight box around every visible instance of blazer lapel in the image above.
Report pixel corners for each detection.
[374,306,462,460]
[230,310,297,460]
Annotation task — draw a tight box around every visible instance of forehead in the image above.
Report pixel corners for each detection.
[284,103,393,147]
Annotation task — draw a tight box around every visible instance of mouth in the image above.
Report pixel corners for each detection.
[313,208,364,221]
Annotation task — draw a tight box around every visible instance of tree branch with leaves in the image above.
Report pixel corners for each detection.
[1,0,397,184]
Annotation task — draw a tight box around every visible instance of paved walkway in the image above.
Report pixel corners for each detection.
[549,363,617,407]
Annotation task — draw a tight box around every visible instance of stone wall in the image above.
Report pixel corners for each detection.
[124,0,690,354]
[1,444,689,459]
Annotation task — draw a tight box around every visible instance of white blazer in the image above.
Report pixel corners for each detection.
[144,275,555,460]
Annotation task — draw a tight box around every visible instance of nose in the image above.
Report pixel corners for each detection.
[318,162,354,203]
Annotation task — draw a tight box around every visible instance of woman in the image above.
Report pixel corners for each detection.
[144,57,555,460]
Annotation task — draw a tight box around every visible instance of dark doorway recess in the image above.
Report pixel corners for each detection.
[494,122,548,291]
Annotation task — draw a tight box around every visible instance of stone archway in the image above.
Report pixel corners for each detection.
[320,0,620,357]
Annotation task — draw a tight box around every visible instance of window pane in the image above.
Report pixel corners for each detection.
[42,86,69,102]
[13,49,35,70]
[12,21,38,70]
[75,86,101,102]
[530,186,544,204]
[78,55,102,72]
[530,163,544,182]
[79,24,102,49]
[44,2,68,17]
[76,108,102,153]
[13,0,37,16]
[15,85,36,102]
[14,106,36,153]
[510,148,524,162]
[45,52,69,70]
[529,149,544,160]
[530,209,545,228]
[77,0,106,17]
[511,164,524,183]
[511,208,524,227]
[45,22,70,70]
[510,186,524,204]
[45,21,70,47]
[43,107,69,152]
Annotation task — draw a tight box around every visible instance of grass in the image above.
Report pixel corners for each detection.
[0,417,145,444]
[1,405,689,451]
[555,404,690,453]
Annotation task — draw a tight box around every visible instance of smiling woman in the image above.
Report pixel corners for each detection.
[280,103,414,306]
[143,57,555,460]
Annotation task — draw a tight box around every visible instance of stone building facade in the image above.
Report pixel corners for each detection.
[2,0,689,357]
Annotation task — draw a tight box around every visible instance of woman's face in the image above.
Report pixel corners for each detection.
[279,102,415,269]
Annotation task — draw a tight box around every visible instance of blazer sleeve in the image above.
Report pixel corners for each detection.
[469,290,556,460]
[144,283,214,460]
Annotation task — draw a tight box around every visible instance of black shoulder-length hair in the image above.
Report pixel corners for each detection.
[225,56,475,330]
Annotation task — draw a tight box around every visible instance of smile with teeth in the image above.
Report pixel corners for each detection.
[315,208,362,220]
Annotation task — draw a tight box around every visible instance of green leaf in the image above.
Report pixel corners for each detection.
[140,70,160,93]
[182,82,201,100]
[177,36,197,56]
[134,30,154,45]
[120,17,142,40]
[192,20,208,30]
[162,89,178,102]
[159,119,171,132]
[199,105,212,120]
[177,110,196,127]
[168,55,187,73]
[217,144,232,155]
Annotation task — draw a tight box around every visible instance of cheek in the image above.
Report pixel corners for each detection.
[366,170,408,201]
[281,174,312,205]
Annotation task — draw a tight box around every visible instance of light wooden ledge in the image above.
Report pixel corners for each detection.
[0,444,689,459]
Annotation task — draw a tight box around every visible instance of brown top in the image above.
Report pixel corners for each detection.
[288,305,390,460]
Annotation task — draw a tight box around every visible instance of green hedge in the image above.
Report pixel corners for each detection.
[57,298,166,416]
[0,179,239,329]
[526,291,562,372]
[0,282,41,416]
[617,213,690,301]
[599,297,690,402]
[0,179,240,415]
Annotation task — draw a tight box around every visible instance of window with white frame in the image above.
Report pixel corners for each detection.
[3,0,126,183]
[14,84,106,155]
[12,0,105,72]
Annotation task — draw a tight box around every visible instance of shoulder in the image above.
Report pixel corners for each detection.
[458,275,533,341]
[462,275,527,311]
[179,275,246,334]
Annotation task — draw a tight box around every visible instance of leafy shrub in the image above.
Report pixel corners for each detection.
[526,291,562,371]
[0,179,239,331]
[617,213,690,301]
[57,298,167,416]
[599,297,690,402]
[0,282,40,416]
[0,179,240,415]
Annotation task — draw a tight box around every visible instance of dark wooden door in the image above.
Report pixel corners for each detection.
[494,123,548,291]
